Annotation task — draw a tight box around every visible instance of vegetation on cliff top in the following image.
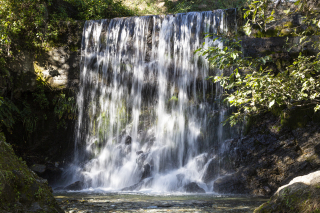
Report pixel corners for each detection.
[199,0,320,127]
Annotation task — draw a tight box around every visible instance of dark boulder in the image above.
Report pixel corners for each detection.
[124,144,132,155]
[0,141,63,212]
[42,162,63,185]
[136,150,143,155]
[54,186,64,190]
[145,178,153,187]
[121,181,143,191]
[201,157,219,183]
[141,164,152,181]
[64,181,84,190]
[136,152,148,168]
[213,173,247,194]
[194,153,208,171]
[183,182,205,193]
[125,136,132,145]
[176,174,185,187]
[30,164,46,174]
[255,171,320,213]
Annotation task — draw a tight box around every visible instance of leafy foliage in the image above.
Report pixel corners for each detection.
[0,0,132,136]
[53,93,77,129]
[243,0,276,35]
[198,0,320,126]
[20,101,38,135]
[165,0,247,14]
[0,97,19,130]
[64,0,134,20]
[0,0,134,55]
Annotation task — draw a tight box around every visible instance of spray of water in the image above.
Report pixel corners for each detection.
[70,10,238,193]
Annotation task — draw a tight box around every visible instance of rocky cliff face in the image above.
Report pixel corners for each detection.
[6,21,83,92]
[214,111,320,196]
[1,21,84,186]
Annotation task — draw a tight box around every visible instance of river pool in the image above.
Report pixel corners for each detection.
[54,191,268,212]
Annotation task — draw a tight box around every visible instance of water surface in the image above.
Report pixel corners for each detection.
[55,191,267,212]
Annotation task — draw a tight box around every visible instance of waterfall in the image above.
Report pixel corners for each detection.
[71,10,238,193]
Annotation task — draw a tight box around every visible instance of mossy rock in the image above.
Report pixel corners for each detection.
[254,171,320,213]
[0,141,63,212]
[281,106,317,129]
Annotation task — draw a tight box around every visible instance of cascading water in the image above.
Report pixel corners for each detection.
[71,9,239,193]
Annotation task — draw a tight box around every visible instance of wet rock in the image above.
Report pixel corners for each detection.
[114,145,126,160]
[30,164,46,174]
[136,150,143,155]
[54,186,65,190]
[64,181,84,190]
[121,181,143,191]
[263,186,271,194]
[213,171,247,194]
[42,162,63,185]
[195,153,208,171]
[176,173,185,181]
[141,164,151,180]
[125,136,132,145]
[145,177,153,187]
[201,157,219,183]
[176,173,185,187]
[221,112,320,196]
[183,182,205,193]
[124,144,131,155]
[136,152,148,168]
[255,170,320,213]
[0,141,63,212]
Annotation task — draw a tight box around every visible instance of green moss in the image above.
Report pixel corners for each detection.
[280,28,294,36]
[0,140,62,212]
[280,107,314,129]
[169,95,179,102]
[256,184,320,213]
[306,154,319,164]
[283,21,295,29]
[69,44,79,52]
[253,202,269,213]
[254,29,279,38]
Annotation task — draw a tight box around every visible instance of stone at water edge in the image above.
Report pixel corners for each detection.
[121,181,144,191]
[30,164,46,174]
[141,164,152,181]
[136,150,143,155]
[201,157,219,183]
[0,141,63,212]
[213,170,248,194]
[254,170,320,213]
[183,182,206,193]
[64,181,84,190]
[125,135,132,145]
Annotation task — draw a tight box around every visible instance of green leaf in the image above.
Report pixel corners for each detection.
[243,24,252,36]
[269,100,275,108]
[283,9,290,15]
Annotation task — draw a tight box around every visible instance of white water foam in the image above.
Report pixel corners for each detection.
[69,10,237,193]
